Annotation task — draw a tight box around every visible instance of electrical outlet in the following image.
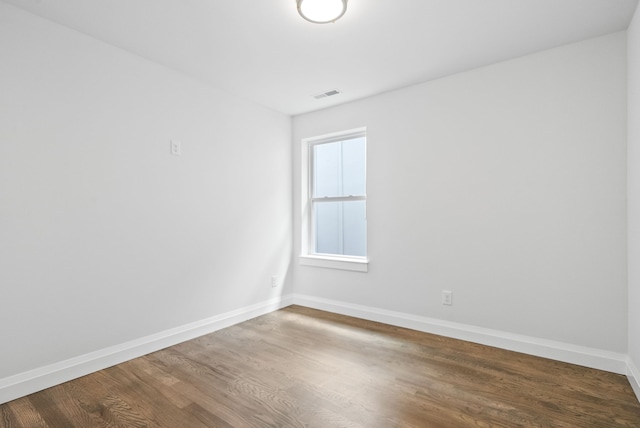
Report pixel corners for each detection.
[170,139,182,156]
[442,290,453,306]
[271,275,279,288]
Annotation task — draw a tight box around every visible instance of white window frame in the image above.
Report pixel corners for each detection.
[300,127,368,272]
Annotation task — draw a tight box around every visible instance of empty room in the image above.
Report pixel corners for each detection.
[2,0,640,426]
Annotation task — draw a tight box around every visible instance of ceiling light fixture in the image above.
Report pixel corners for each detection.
[297,0,348,24]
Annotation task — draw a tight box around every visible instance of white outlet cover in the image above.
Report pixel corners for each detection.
[170,139,182,156]
[442,290,453,305]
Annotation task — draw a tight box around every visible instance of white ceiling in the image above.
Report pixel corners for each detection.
[3,0,639,115]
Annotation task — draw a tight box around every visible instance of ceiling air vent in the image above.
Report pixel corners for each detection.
[313,89,341,100]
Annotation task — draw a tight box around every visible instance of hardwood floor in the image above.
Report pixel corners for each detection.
[1,305,639,427]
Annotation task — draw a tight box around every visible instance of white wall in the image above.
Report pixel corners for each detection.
[628,4,640,395]
[0,2,292,382]
[293,33,628,355]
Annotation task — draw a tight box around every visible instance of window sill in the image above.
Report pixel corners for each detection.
[299,255,368,272]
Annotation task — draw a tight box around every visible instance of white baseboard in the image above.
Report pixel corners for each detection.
[628,358,640,402]
[3,293,634,406]
[0,294,293,405]
[292,294,628,375]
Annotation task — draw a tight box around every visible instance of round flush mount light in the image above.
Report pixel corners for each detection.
[297,0,348,24]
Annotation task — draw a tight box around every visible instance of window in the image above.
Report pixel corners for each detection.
[300,128,368,272]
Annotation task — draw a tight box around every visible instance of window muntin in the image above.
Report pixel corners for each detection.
[309,132,366,258]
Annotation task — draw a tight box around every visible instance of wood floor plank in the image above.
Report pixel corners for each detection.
[1,305,639,427]
[47,382,108,428]
[95,364,205,427]
[27,391,72,427]
[0,400,40,428]
[0,397,49,428]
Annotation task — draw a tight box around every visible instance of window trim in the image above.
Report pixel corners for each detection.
[300,127,368,272]
[299,254,368,272]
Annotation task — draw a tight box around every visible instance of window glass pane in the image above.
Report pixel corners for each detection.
[313,137,365,198]
[313,142,341,198]
[341,137,366,196]
[314,200,366,257]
